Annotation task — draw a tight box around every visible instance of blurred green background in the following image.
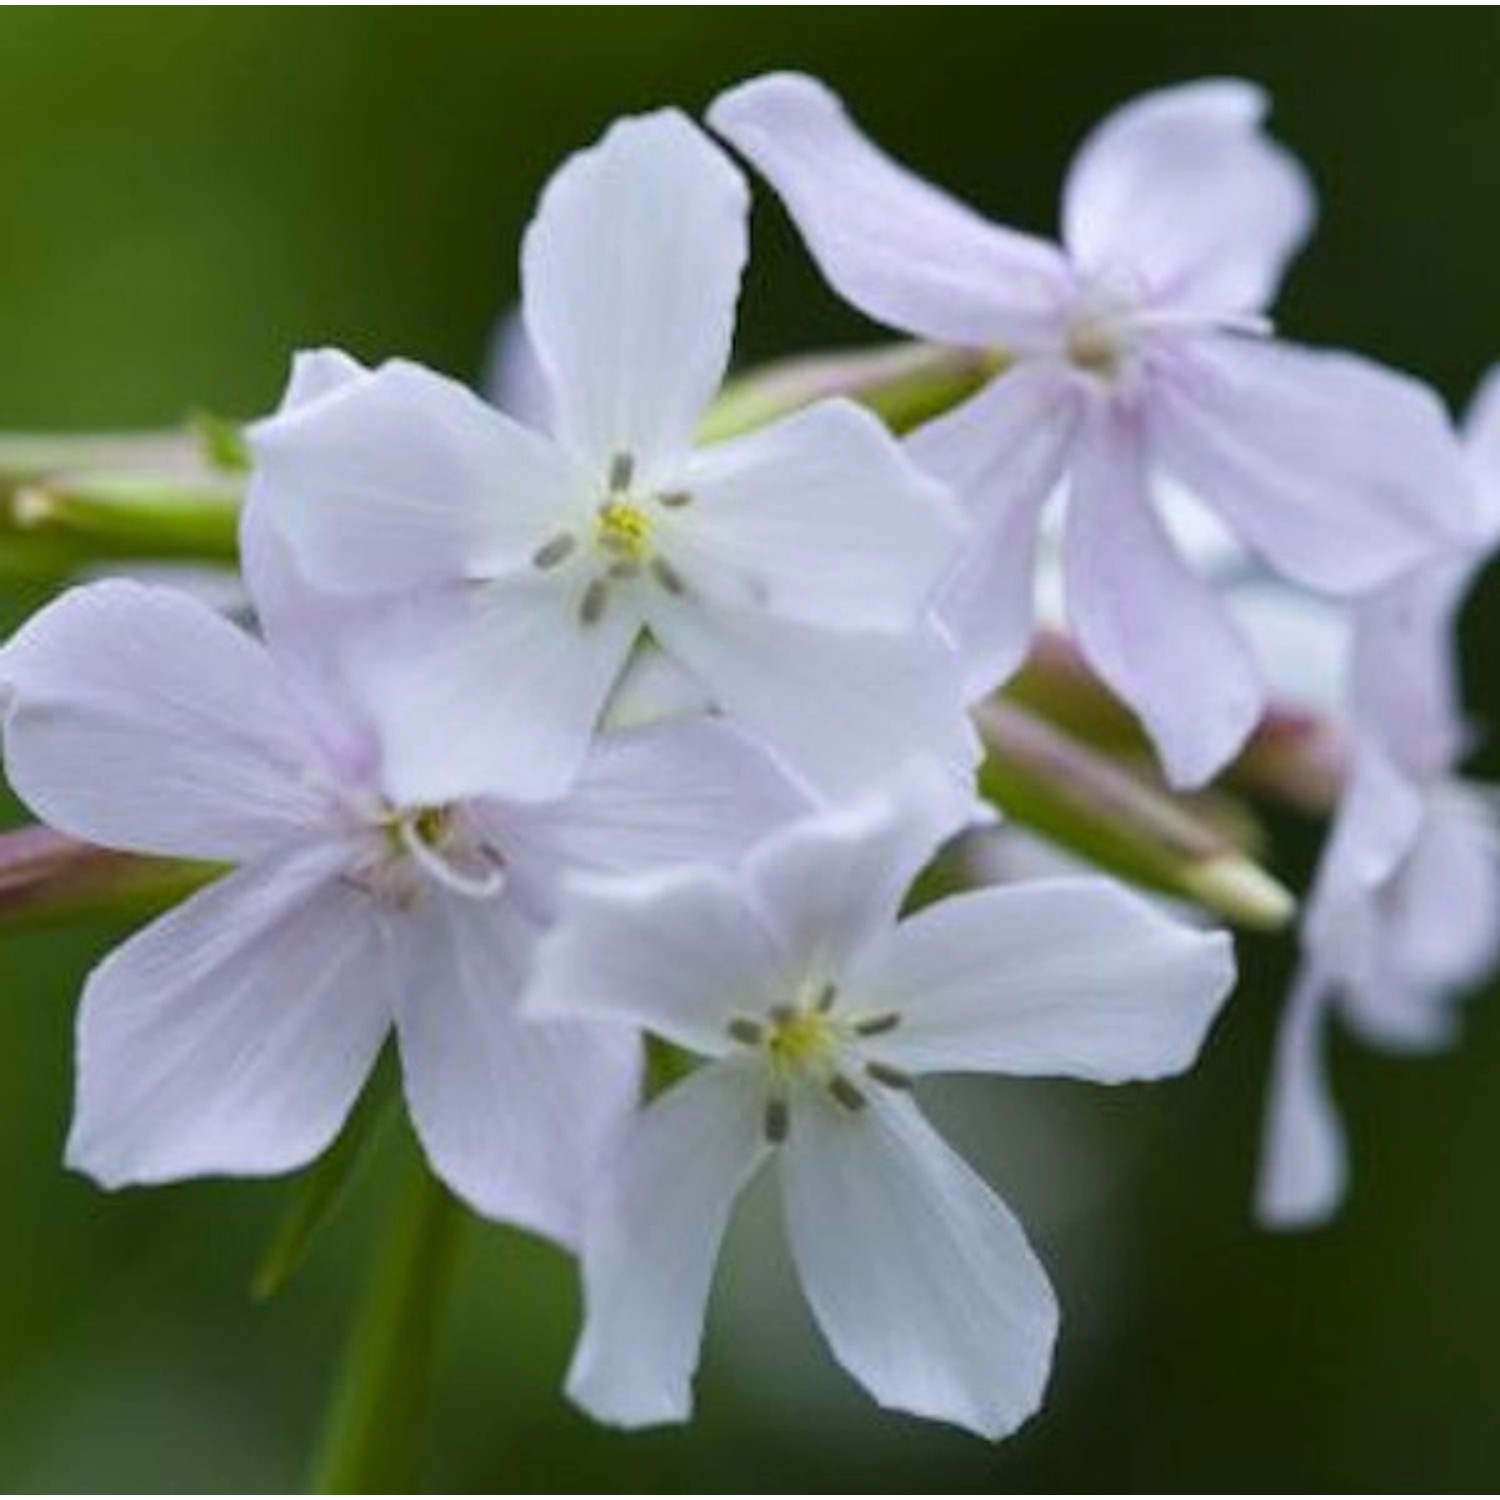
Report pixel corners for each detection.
[2,9,1500,1491]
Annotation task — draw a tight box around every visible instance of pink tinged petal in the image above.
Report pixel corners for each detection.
[910,367,1081,698]
[0,581,331,862]
[1151,338,1478,593]
[674,399,965,632]
[391,893,641,1248]
[523,864,792,1059]
[67,848,391,1188]
[1062,79,1314,314]
[645,594,979,801]
[778,1089,1057,1441]
[498,717,808,909]
[521,110,747,480]
[1226,578,1349,718]
[744,768,969,981]
[708,73,1069,349]
[1254,965,1347,1230]
[1464,361,1500,535]
[1062,405,1264,788]
[846,879,1235,1081]
[345,572,640,806]
[567,1061,770,1428]
[249,358,587,596]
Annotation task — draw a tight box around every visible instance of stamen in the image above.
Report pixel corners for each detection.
[854,1011,901,1037]
[727,1017,764,1046]
[608,452,634,492]
[763,1096,790,1144]
[769,1004,796,1026]
[532,533,577,570]
[827,1073,868,1112]
[607,559,641,582]
[658,489,693,508]
[397,815,505,900]
[579,577,610,626]
[650,557,686,595]
[814,984,837,1013]
[865,1060,913,1091]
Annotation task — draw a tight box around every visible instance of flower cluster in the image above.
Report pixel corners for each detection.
[0,73,1493,1445]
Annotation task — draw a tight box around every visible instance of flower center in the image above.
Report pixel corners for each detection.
[349,801,505,908]
[596,499,653,563]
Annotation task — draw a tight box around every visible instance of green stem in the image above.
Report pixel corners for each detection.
[308,1160,465,1495]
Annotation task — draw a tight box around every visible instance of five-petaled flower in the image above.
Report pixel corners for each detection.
[523,769,1235,1437]
[249,109,976,809]
[710,74,1480,788]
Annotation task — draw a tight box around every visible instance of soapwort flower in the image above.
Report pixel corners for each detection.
[0,511,804,1243]
[250,110,975,807]
[710,75,1476,787]
[1256,369,1500,1229]
[524,771,1235,1437]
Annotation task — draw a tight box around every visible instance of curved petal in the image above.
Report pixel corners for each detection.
[645,595,979,800]
[847,879,1235,1081]
[1464,361,1500,535]
[498,716,807,911]
[523,863,792,1060]
[743,766,969,982]
[1225,577,1349,718]
[392,893,642,1247]
[1152,338,1477,593]
[66,847,391,1188]
[0,580,332,861]
[1062,405,1264,788]
[1062,79,1314,314]
[566,1060,770,1428]
[910,367,1081,698]
[779,1089,1057,1440]
[673,398,964,632]
[482,308,555,433]
[1254,965,1347,1230]
[709,73,1069,348]
[249,358,586,596]
[345,572,640,806]
[522,110,747,480]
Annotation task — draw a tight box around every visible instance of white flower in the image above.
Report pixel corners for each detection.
[709,74,1477,788]
[1256,367,1500,1229]
[524,771,1235,1437]
[249,110,976,807]
[0,486,805,1242]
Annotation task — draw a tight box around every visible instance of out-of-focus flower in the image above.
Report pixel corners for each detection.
[1256,368,1500,1229]
[710,75,1476,788]
[525,770,1235,1437]
[251,111,975,807]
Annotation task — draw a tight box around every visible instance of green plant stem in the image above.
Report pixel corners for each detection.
[308,1160,466,1495]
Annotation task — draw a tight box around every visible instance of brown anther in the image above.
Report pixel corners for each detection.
[607,559,641,582]
[579,577,610,626]
[650,557,686,595]
[658,489,693,508]
[532,533,577,570]
[608,452,635,492]
[769,1004,796,1026]
[727,1017,763,1046]
[827,1073,868,1112]
[854,1011,901,1038]
[865,1060,913,1091]
[814,984,838,1013]
[763,1096,790,1144]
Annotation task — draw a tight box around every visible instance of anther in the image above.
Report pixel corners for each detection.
[659,489,693,508]
[763,1096,790,1144]
[650,557,686,595]
[532,533,577,570]
[608,452,634,492]
[727,1017,763,1046]
[854,1011,901,1037]
[865,1060,913,1091]
[579,577,610,626]
[608,559,641,582]
[769,1004,796,1026]
[814,984,837,1013]
[827,1073,868,1112]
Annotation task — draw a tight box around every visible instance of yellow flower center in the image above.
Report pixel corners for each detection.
[596,500,653,563]
[765,1006,839,1073]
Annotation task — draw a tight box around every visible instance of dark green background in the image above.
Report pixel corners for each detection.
[2,9,1499,1491]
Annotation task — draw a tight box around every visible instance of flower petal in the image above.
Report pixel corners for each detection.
[779,1088,1057,1440]
[1062,79,1314,314]
[249,357,586,596]
[391,892,641,1247]
[1152,337,1477,593]
[523,863,791,1060]
[1464,361,1500,534]
[645,595,979,800]
[522,110,747,480]
[909,366,1081,698]
[673,398,964,632]
[482,308,555,433]
[66,847,391,1188]
[847,879,1235,1081]
[345,572,640,806]
[1254,965,1347,1230]
[566,1060,770,1428]
[709,73,1069,348]
[1062,405,1264,788]
[0,580,331,861]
